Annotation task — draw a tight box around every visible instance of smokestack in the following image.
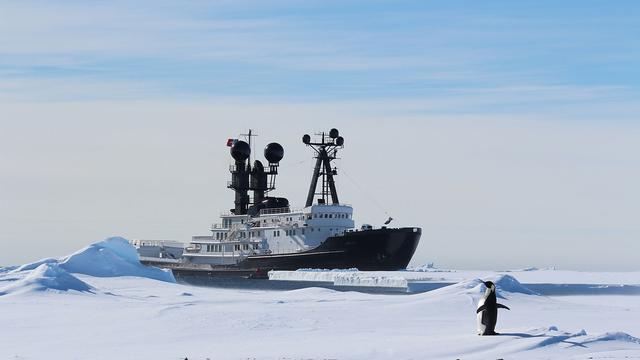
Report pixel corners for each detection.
[229,140,251,215]
[250,160,267,205]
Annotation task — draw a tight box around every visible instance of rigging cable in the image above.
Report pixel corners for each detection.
[339,166,391,221]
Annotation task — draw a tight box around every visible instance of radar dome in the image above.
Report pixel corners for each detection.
[264,142,284,163]
[230,140,251,162]
[329,128,339,139]
[336,136,344,146]
[302,134,311,144]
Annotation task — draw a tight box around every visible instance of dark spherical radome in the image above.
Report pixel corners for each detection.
[230,140,251,161]
[329,128,339,139]
[302,134,311,144]
[336,136,344,146]
[264,142,284,163]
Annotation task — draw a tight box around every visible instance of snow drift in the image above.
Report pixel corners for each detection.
[10,257,58,273]
[59,237,174,282]
[427,274,539,299]
[9,237,175,283]
[0,263,93,295]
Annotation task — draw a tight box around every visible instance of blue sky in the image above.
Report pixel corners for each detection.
[1,1,640,269]
[1,0,639,107]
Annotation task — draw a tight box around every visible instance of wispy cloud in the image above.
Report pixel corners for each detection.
[0,0,638,112]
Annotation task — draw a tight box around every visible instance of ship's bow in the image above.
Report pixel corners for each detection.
[319,227,421,271]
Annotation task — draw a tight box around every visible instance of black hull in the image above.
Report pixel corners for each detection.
[238,227,421,272]
[147,227,421,279]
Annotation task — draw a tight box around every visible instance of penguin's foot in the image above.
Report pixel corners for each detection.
[481,331,498,336]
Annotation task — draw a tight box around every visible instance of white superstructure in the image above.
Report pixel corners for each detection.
[183,204,354,265]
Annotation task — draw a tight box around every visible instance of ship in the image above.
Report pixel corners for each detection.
[133,128,421,278]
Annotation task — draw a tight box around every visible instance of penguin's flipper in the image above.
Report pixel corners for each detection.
[497,303,510,310]
[476,304,487,313]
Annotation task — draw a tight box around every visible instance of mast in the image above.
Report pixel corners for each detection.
[303,128,344,207]
[228,129,285,215]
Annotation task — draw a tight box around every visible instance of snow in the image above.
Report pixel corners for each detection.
[270,268,640,295]
[269,269,410,288]
[8,237,175,282]
[1,241,639,359]
[0,263,93,295]
[59,236,175,282]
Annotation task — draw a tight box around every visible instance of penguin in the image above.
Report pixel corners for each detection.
[476,280,510,335]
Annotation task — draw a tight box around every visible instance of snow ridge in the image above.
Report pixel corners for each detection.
[59,237,174,281]
[0,263,93,295]
[427,274,539,299]
[8,237,175,282]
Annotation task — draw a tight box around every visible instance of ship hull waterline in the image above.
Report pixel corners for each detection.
[142,227,421,279]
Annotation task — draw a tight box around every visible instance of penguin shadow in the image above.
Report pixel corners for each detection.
[497,332,587,348]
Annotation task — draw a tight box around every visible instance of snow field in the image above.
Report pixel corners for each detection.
[1,238,639,359]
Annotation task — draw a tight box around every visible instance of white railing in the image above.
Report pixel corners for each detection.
[311,203,352,208]
[130,239,185,248]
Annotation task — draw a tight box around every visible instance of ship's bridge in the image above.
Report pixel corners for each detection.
[304,204,354,228]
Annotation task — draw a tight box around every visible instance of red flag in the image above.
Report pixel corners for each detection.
[226,138,237,147]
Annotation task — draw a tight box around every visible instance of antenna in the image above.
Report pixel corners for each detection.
[302,128,344,207]
[240,129,257,168]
